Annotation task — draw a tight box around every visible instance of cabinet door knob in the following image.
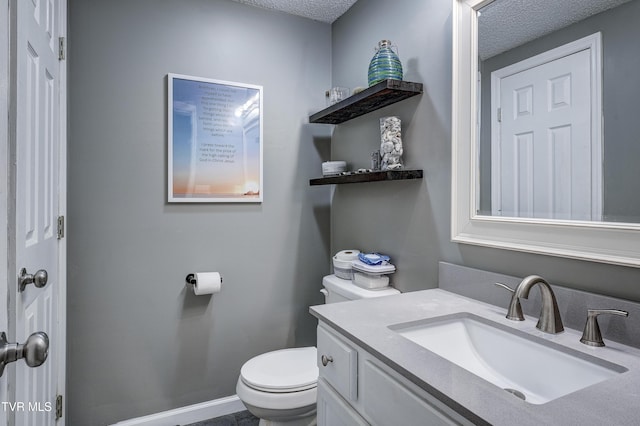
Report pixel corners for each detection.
[321,355,333,366]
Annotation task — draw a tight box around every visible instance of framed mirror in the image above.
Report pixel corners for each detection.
[452,0,640,267]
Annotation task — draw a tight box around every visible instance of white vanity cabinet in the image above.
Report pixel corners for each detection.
[317,323,474,426]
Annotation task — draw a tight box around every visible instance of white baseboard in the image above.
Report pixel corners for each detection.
[111,395,246,426]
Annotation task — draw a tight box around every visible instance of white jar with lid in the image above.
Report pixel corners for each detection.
[332,250,360,280]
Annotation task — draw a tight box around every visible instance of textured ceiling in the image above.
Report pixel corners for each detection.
[479,0,633,59]
[231,0,633,53]
[230,0,359,23]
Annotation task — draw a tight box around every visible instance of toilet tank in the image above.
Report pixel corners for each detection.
[321,274,400,304]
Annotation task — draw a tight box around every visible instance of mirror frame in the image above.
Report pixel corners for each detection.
[451,0,640,268]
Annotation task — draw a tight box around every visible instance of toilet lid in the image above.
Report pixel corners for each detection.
[240,347,318,393]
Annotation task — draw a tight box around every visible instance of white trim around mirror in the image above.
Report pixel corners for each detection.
[451,0,640,268]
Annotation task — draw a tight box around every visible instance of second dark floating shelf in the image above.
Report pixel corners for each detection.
[309,169,423,186]
[309,80,423,124]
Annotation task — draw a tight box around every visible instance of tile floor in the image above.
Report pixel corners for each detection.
[184,410,259,426]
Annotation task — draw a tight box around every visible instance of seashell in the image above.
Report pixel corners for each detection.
[387,163,402,170]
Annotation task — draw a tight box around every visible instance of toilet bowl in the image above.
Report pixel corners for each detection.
[236,274,400,425]
[236,347,318,426]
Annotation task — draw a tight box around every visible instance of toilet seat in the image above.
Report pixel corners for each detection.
[240,347,318,393]
[236,376,317,412]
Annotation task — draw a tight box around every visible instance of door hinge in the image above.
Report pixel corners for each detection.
[58,37,65,61]
[497,107,502,123]
[55,394,63,419]
[57,216,65,240]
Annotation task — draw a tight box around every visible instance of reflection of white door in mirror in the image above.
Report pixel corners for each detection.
[452,0,640,268]
[490,35,602,221]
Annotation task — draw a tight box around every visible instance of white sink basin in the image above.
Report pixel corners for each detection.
[389,313,627,404]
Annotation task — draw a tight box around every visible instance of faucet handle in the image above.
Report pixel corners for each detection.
[494,282,515,293]
[494,282,524,321]
[580,309,629,347]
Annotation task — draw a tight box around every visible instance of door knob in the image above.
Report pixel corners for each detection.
[0,331,49,377]
[18,268,48,292]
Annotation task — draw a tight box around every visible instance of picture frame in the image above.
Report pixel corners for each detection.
[168,73,263,202]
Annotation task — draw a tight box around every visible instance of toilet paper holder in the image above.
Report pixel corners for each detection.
[185,273,224,287]
[185,274,197,287]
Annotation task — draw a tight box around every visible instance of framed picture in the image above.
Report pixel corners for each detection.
[168,73,263,202]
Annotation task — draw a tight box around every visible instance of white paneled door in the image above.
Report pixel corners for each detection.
[14,0,66,424]
[490,36,602,221]
[0,0,9,421]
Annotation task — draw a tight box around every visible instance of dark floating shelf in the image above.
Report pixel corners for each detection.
[309,80,423,125]
[309,169,423,186]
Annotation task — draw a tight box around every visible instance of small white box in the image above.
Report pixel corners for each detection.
[322,161,347,176]
[350,260,395,289]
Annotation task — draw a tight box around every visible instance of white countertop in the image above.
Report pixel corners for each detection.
[310,289,640,426]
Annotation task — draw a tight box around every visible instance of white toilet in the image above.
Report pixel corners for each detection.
[236,274,400,426]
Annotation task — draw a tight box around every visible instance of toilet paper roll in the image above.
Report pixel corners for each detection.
[335,249,360,261]
[192,272,222,295]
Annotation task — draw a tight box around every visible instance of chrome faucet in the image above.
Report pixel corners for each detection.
[508,275,564,334]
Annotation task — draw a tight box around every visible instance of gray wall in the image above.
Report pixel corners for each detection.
[478,0,640,221]
[331,0,640,299]
[67,0,331,424]
[330,0,453,293]
[68,0,640,424]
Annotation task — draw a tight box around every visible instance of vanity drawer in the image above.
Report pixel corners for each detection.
[317,324,358,402]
